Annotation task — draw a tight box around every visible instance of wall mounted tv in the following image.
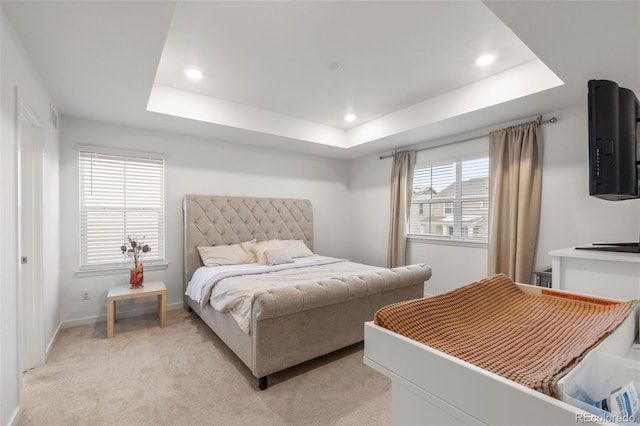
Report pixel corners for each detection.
[588,79,640,200]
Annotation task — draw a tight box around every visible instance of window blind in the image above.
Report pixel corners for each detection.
[79,151,165,269]
[410,156,489,242]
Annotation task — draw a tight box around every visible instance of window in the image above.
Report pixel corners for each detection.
[79,150,165,269]
[410,156,489,243]
[444,202,453,214]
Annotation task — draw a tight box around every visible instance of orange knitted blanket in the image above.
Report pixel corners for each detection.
[374,274,632,397]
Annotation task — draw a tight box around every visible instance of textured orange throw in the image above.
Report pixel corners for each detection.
[374,274,633,397]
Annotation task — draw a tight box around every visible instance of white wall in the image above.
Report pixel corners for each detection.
[407,241,488,296]
[348,153,392,267]
[0,9,60,426]
[42,121,61,350]
[59,116,351,326]
[349,103,640,295]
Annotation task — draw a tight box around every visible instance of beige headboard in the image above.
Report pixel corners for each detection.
[183,195,313,292]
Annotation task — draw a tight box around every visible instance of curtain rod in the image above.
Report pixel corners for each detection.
[379,115,558,160]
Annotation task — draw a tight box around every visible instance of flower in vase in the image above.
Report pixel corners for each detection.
[120,236,151,287]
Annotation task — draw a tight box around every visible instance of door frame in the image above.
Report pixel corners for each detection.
[16,87,45,372]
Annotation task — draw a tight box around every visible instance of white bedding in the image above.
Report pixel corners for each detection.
[186,255,387,333]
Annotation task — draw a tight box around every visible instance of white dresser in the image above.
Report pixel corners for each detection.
[550,247,640,300]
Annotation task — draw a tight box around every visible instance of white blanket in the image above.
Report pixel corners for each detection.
[186,255,387,334]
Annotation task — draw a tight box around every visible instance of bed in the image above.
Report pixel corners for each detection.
[183,195,432,390]
[364,274,639,425]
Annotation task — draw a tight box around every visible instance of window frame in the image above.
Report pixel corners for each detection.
[444,201,453,214]
[409,153,489,245]
[77,145,167,273]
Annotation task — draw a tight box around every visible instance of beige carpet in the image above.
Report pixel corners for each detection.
[16,309,391,426]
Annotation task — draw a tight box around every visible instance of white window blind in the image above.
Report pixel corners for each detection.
[410,156,489,243]
[79,151,165,269]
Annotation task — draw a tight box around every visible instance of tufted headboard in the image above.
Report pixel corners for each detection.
[183,195,314,295]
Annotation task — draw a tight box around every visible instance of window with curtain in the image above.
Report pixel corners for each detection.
[79,150,165,269]
[409,156,489,243]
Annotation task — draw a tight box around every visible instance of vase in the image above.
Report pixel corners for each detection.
[129,263,144,289]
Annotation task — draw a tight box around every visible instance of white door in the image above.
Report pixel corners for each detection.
[17,96,45,372]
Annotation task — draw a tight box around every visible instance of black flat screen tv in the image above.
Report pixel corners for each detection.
[588,79,640,200]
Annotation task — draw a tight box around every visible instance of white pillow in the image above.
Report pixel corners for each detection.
[240,240,257,263]
[251,240,284,265]
[198,240,256,266]
[265,248,294,266]
[281,240,314,258]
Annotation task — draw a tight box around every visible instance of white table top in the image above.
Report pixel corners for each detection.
[107,280,166,300]
[549,246,640,264]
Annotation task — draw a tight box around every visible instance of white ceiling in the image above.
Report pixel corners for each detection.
[155,1,538,128]
[2,1,639,159]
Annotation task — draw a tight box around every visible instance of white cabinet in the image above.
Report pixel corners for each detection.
[550,247,640,300]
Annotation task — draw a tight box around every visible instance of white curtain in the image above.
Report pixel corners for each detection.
[488,121,542,283]
[387,150,416,268]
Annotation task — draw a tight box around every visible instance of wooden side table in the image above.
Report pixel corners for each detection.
[107,281,167,338]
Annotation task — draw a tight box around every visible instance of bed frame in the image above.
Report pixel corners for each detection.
[183,195,430,390]
[363,284,639,425]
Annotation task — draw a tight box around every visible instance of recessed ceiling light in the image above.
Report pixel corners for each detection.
[185,68,203,80]
[476,55,495,67]
[344,113,356,122]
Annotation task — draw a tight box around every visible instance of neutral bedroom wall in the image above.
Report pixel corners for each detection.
[348,103,640,294]
[58,116,351,327]
[1,10,61,426]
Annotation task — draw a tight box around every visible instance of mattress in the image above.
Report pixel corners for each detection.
[374,273,633,397]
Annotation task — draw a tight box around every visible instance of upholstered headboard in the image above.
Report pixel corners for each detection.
[182,195,313,293]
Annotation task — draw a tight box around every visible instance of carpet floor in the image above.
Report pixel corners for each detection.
[16,309,391,426]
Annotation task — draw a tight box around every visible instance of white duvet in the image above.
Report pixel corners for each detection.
[186,255,387,334]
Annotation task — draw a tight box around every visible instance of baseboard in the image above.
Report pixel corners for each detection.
[45,322,62,361]
[61,302,184,328]
[8,406,22,426]
[167,302,186,311]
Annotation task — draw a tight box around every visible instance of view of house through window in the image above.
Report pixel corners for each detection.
[410,156,489,243]
[79,150,165,269]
